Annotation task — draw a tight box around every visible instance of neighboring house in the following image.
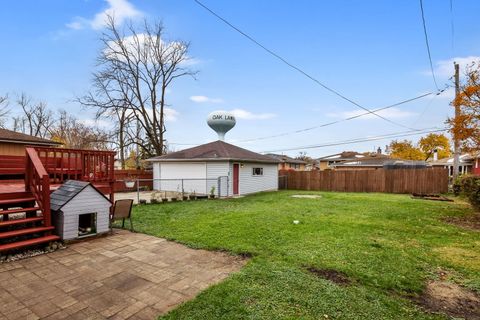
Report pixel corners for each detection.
[331,155,390,170]
[473,154,480,175]
[333,157,427,170]
[147,140,279,196]
[0,128,61,156]
[429,154,474,177]
[0,128,61,177]
[266,153,307,171]
[317,151,375,170]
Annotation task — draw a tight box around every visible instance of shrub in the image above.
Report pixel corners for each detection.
[459,175,480,210]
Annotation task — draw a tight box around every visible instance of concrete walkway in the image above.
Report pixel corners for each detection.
[0,230,246,319]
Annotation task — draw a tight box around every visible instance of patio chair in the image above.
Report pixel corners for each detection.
[111,199,134,232]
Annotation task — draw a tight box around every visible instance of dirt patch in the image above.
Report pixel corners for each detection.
[443,214,480,231]
[415,281,480,319]
[306,267,351,286]
[291,195,322,199]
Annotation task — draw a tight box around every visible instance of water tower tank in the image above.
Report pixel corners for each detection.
[207,111,236,141]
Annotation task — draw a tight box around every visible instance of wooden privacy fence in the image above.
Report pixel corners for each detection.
[114,169,153,192]
[279,168,449,194]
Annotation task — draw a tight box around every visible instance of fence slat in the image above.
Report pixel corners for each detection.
[278,168,448,194]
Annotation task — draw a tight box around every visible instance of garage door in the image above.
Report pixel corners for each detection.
[158,162,207,194]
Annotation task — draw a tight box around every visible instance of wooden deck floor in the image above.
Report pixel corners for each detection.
[0,181,111,195]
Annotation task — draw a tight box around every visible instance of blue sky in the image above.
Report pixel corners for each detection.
[1,0,479,157]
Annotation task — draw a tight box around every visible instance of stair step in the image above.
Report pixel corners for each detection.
[0,217,43,227]
[1,207,40,216]
[0,235,60,253]
[0,197,36,206]
[0,226,55,239]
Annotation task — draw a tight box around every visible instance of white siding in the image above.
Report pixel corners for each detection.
[154,162,207,194]
[151,160,277,197]
[236,162,278,195]
[59,186,112,240]
[152,162,160,190]
[206,162,230,197]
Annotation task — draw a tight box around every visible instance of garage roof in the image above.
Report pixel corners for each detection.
[148,140,279,164]
[0,128,61,146]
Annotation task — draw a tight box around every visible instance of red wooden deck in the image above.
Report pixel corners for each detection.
[0,181,112,194]
[0,147,116,252]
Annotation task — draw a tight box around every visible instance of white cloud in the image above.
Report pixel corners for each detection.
[190,95,224,104]
[136,107,179,122]
[103,33,199,66]
[230,108,276,120]
[425,56,480,79]
[66,0,143,30]
[327,107,416,120]
[164,108,179,122]
[78,118,113,128]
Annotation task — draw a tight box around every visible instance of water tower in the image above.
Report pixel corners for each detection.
[207,111,236,141]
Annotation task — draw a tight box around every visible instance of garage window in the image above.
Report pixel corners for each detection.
[252,167,263,176]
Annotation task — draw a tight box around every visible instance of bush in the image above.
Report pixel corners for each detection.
[459,175,480,210]
[452,175,463,196]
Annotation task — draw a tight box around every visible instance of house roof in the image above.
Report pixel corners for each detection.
[317,151,366,161]
[429,154,474,166]
[0,128,61,146]
[50,180,110,211]
[265,153,306,164]
[148,140,279,163]
[332,155,395,167]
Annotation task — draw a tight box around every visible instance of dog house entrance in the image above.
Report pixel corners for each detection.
[78,213,97,237]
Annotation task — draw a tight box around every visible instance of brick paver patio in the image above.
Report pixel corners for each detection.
[0,230,246,319]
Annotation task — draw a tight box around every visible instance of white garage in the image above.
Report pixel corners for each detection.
[148,140,279,197]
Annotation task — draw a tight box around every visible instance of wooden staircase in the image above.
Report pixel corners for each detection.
[0,147,115,254]
[0,191,59,253]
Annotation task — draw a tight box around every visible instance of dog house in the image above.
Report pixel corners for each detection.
[51,180,112,240]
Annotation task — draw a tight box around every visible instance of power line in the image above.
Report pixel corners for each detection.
[193,0,418,130]
[419,0,439,90]
[260,127,447,153]
[449,0,455,55]
[410,87,449,127]
[169,90,443,146]
[238,91,440,143]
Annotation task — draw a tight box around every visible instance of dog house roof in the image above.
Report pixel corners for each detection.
[50,180,110,211]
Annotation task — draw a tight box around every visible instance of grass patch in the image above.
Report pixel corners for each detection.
[124,191,479,319]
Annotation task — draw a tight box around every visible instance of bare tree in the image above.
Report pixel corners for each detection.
[15,93,54,138]
[78,15,197,158]
[0,94,9,128]
[50,110,110,150]
[101,107,136,169]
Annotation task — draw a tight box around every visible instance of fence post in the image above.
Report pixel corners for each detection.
[136,178,140,204]
[217,177,221,198]
[226,176,229,197]
[181,179,184,198]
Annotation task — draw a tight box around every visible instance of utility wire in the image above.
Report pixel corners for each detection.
[449,0,455,55]
[410,87,448,127]
[238,91,440,143]
[419,0,439,90]
[169,90,443,146]
[261,127,447,153]
[194,0,418,130]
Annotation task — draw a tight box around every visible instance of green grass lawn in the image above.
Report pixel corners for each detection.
[127,191,479,319]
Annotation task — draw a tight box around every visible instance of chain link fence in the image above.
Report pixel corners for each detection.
[115,176,230,204]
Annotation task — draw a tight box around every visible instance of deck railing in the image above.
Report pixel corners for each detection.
[25,147,51,227]
[34,147,116,185]
[24,147,116,228]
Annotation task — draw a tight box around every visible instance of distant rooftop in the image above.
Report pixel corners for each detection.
[0,128,61,146]
[318,151,386,161]
[148,140,279,163]
[265,153,306,164]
